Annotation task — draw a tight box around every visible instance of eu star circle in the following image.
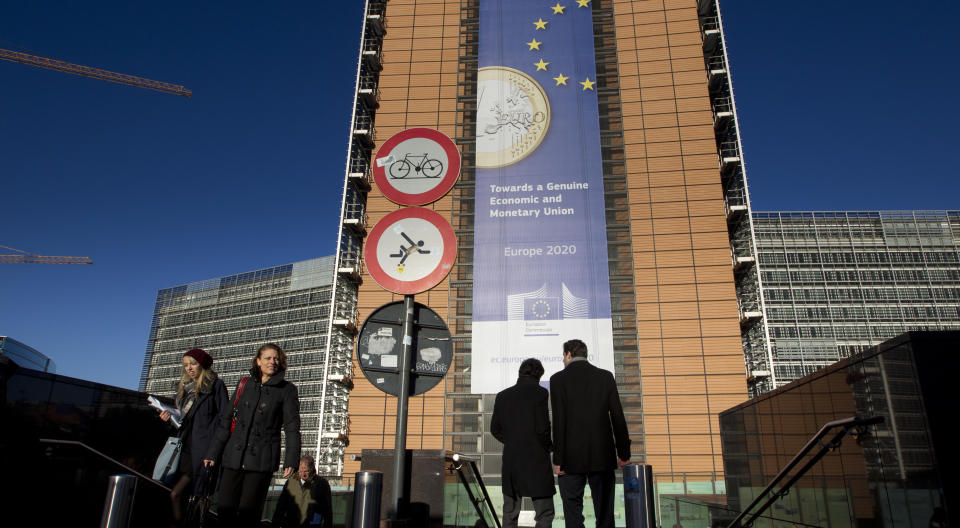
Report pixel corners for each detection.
[531,299,551,319]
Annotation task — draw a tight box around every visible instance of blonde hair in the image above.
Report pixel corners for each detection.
[176,360,216,401]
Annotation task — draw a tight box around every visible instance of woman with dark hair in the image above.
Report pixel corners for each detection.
[157,348,228,526]
[203,343,301,527]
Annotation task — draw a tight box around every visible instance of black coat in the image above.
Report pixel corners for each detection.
[205,370,301,473]
[272,475,333,528]
[549,359,630,473]
[182,377,229,485]
[490,376,555,498]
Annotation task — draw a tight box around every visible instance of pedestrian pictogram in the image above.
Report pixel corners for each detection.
[363,207,457,294]
[373,128,461,205]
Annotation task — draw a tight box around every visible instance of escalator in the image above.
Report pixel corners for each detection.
[38,438,177,527]
[444,453,501,528]
[353,449,501,528]
[1,359,178,526]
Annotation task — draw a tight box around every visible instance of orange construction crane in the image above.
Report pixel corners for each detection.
[0,245,93,265]
[0,48,192,97]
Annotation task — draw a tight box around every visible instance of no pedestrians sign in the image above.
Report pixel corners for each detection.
[363,207,457,294]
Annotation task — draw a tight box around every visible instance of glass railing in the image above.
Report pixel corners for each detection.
[38,438,176,528]
[663,496,827,528]
[3,364,180,526]
[262,486,354,528]
[444,453,501,528]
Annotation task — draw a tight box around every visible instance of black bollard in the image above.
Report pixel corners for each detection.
[623,464,656,528]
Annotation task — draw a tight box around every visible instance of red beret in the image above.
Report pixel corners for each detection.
[184,348,213,369]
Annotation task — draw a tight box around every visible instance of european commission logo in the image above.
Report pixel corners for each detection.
[524,297,560,321]
[508,283,589,320]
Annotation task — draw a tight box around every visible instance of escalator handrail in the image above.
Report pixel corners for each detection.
[39,437,172,492]
[469,459,501,528]
[446,453,502,528]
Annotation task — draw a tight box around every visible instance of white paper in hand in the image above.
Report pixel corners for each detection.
[147,395,183,429]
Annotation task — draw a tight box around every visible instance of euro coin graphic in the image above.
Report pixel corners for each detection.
[475,66,550,168]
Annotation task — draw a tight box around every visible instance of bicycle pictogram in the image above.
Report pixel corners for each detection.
[388,153,444,179]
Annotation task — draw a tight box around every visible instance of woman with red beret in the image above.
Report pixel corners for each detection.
[158,348,228,526]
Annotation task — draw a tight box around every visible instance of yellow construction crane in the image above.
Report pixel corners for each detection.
[0,48,192,97]
[0,245,93,265]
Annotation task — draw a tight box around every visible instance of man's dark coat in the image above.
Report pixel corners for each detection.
[206,369,301,473]
[272,474,334,528]
[491,376,555,498]
[549,360,630,473]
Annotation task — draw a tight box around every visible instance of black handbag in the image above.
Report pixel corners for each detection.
[183,466,216,528]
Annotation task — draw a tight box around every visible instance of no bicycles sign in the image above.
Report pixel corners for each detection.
[372,128,461,206]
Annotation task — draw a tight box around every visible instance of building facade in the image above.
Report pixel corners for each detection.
[754,211,960,388]
[139,256,351,475]
[330,0,763,507]
[0,335,56,373]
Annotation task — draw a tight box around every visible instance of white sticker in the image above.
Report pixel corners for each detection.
[361,354,370,360]
[420,347,441,364]
[368,333,396,355]
[381,354,398,368]
[376,327,393,337]
[376,378,385,384]
[376,155,395,167]
[403,335,412,345]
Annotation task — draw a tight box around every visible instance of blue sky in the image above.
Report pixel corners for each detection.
[2,1,957,389]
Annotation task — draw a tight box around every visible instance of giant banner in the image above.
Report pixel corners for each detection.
[471,0,614,393]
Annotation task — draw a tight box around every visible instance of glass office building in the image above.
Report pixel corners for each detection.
[753,211,960,389]
[0,336,56,373]
[139,256,353,476]
[719,332,955,528]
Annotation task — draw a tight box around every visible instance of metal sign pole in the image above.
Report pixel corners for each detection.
[391,294,415,520]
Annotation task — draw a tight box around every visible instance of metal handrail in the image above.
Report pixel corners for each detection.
[447,453,502,528]
[726,415,884,528]
[712,94,733,114]
[700,15,719,33]
[39,438,172,492]
[719,140,740,159]
[672,496,822,528]
[706,53,727,71]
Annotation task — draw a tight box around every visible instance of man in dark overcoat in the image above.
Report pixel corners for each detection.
[273,455,333,527]
[549,339,631,528]
[491,358,555,528]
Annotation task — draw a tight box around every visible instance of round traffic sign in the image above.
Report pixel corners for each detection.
[363,208,457,294]
[372,128,461,205]
[356,300,452,397]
